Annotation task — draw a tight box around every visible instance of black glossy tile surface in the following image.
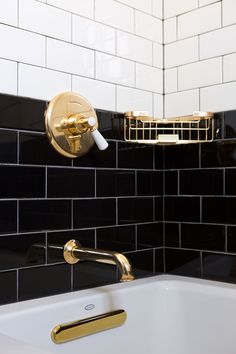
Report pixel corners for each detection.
[155,197,163,221]
[202,197,236,224]
[137,171,163,196]
[180,169,223,195]
[96,170,135,197]
[224,110,236,139]
[202,253,236,283]
[74,141,116,168]
[201,141,236,168]
[118,142,153,169]
[154,146,164,170]
[137,222,163,249]
[18,264,71,301]
[118,197,153,224]
[0,233,45,270]
[73,199,116,228]
[181,223,225,251]
[47,168,95,198]
[19,200,71,232]
[0,201,17,234]
[165,197,200,222]
[125,250,154,278]
[225,169,236,195]
[165,223,180,247]
[165,144,199,169]
[0,166,45,198]
[97,225,135,252]
[155,248,164,273]
[165,248,201,277]
[19,133,71,166]
[227,226,236,252]
[165,171,178,195]
[97,110,123,140]
[0,130,17,163]
[0,271,17,305]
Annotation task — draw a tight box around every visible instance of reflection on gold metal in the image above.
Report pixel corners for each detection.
[64,239,135,282]
[51,309,127,344]
[45,92,108,158]
[124,111,215,146]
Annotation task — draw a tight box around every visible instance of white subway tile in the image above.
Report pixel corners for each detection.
[136,64,163,93]
[164,18,177,44]
[0,25,45,66]
[153,43,163,69]
[18,64,71,100]
[178,58,222,91]
[47,0,94,19]
[154,94,164,118]
[200,82,236,112]
[135,11,162,43]
[117,30,152,65]
[223,0,236,26]
[200,25,236,59]
[165,37,198,68]
[47,38,94,77]
[117,86,153,114]
[165,68,178,93]
[199,0,219,5]
[178,3,221,40]
[0,0,18,26]
[72,16,115,54]
[96,52,135,86]
[72,76,116,111]
[118,0,152,14]
[224,53,236,83]
[0,59,17,95]
[95,0,134,33]
[165,90,199,118]
[153,0,163,19]
[19,0,71,41]
[164,0,198,19]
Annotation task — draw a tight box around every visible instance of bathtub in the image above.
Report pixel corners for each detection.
[0,274,235,354]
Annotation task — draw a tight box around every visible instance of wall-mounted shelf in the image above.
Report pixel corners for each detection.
[124,111,214,146]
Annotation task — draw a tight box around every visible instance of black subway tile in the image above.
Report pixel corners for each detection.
[181,223,225,251]
[164,144,199,170]
[165,171,178,195]
[0,94,46,131]
[19,132,71,166]
[118,142,153,169]
[0,166,45,198]
[201,141,236,168]
[137,222,163,249]
[73,199,116,228]
[203,253,236,284]
[224,110,236,139]
[96,110,123,140]
[0,271,17,305]
[18,264,71,301]
[19,200,71,232]
[0,201,17,234]
[47,168,95,198]
[125,250,154,278]
[74,141,116,168]
[137,171,163,196]
[165,248,201,277]
[165,223,180,247]
[96,170,135,197]
[154,146,164,170]
[180,169,223,195]
[118,197,153,224]
[97,225,135,252]
[47,229,95,264]
[227,226,236,253]
[155,197,163,221]
[165,197,200,222]
[225,169,236,195]
[202,197,236,224]
[0,233,45,271]
[155,248,164,273]
[0,130,17,163]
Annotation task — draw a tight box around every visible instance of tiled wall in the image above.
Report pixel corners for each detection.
[0,93,164,305]
[164,0,236,117]
[0,0,163,116]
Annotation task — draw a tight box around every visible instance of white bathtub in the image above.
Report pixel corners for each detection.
[0,274,235,354]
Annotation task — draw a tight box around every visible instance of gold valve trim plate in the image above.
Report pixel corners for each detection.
[45,92,98,158]
[51,309,127,344]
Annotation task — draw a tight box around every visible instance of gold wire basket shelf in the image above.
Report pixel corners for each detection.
[124,111,215,145]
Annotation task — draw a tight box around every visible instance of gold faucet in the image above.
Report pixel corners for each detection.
[63,240,135,282]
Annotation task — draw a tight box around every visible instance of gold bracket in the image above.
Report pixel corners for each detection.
[45,92,98,158]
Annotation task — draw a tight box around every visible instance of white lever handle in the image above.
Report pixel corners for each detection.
[88,117,109,151]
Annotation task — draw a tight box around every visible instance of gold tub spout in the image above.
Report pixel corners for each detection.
[64,240,135,282]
